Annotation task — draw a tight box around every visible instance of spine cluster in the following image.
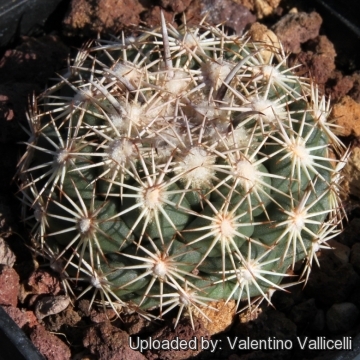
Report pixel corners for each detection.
[17,14,348,327]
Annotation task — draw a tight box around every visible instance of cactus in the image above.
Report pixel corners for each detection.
[17,13,348,328]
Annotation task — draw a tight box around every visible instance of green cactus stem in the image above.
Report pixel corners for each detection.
[17,12,348,329]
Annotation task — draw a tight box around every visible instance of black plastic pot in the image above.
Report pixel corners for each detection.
[0,306,44,360]
[330,334,360,360]
[312,0,360,70]
[0,0,64,47]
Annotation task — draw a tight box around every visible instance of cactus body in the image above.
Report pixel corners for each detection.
[18,14,348,327]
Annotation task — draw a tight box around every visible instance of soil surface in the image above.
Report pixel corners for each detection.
[1,0,360,359]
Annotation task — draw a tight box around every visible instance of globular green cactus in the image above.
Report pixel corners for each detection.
[17,13,348,328]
